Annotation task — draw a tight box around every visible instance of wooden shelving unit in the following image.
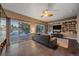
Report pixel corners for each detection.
[62,21,77,33]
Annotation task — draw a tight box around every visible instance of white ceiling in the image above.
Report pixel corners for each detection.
[2,3,79,22]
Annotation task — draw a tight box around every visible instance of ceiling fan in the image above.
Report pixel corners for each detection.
[41,3,58,17]
[41,9,53,17]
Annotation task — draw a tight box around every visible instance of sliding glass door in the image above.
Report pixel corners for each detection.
[10,20,30,44]
[0,4,30,46]
[0,18,6,44]
[10,19,19,44]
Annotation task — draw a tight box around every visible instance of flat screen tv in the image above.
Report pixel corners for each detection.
[53,25,61,30]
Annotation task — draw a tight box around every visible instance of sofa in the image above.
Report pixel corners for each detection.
[51,34,64,38]
[32,34,57,48]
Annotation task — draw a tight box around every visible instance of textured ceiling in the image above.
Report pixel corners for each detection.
[2,3,79,22]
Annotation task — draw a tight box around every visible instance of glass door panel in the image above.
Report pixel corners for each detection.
[0,18,6,43]
[10,19,19,44]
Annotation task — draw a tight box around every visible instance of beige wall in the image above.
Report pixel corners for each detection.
[77,13,79,43]
[48,17,77,38]
[3,9,47,34]
[30,23,37,33]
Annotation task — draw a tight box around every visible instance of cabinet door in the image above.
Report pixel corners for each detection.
[57,38,69,48]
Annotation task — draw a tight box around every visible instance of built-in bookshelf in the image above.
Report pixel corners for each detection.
[62,20,77,33]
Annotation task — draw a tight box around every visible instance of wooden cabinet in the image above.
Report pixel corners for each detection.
[57,38,69,48]
[57,38,78,50]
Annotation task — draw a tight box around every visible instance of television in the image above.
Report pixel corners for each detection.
[53,25,61,30]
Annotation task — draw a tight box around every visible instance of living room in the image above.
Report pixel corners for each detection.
[0,3,79,56]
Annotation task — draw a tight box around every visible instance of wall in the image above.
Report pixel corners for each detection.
[3,9,47,34]
[48,16,77,38]
[77,13,79,43]
[30,22,37,33]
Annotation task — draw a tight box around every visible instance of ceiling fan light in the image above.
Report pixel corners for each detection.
[44,14,48,16]
[41,9,53,17]
[48,13,53,16]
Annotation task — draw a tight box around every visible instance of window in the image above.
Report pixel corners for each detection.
[19,22,30,40]
[19,22,30,35]
[36,24,45,33]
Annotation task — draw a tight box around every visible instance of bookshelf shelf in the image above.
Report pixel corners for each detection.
[62,21,77,33]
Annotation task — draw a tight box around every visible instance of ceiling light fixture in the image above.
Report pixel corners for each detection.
[41,9,53,17]
[41,3,55,17]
